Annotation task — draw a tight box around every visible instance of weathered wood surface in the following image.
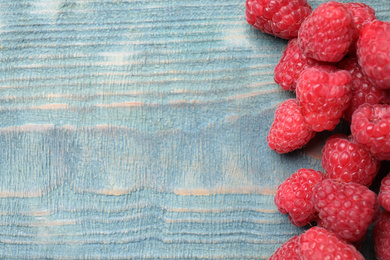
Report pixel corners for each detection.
[0,0,389,258]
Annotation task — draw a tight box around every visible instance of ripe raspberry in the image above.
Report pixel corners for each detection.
[374,211,390,260]
[296,66,352,132]
[269,235,301,260]
[351,104,390,161]
[300,227,364,260]
[313,179,377,242]
[274,168,324,226]
[322,134,380,187]
[357,20,390,89]
[379,173,390,212]
[338,56,385,122]
[274,38,322,91]
[245,0,312,39]
[344,2,376,54]
[298,1,354,62]
[267,99,315,153]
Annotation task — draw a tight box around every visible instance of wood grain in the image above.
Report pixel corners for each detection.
[0,0,389,258]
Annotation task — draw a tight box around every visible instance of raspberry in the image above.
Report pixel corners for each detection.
[344,2,376,54]
[269,235,301,260]
[274,168,324,226]
[357,20,390,89]
[300,227,364,260]
[298,1,354,62]
[245,0,312,39]
[296,66,352,132]
[313,179,377,242]
[379,173,390,212]
[321,134,381,187]
[337,56,385,122]
[374,211,390,260]
[274,38,322,91]
[267,99,315,153]
[351,104,390,161]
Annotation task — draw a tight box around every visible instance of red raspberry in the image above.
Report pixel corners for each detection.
[298,1,354,62]
[351,104,390,161]
[274,168,324,226]
[300,227,364,260]
[313,179,377,242]
[245,0,312,39]
[344,2,376,54]
[322,134,380,187]
[267,99,315,153]
[269,235,301,260]
[338,56,385,122]
[274,38,322,91]
[357,20,390,89]
[379,173,390,212]
[296,66,352,132]
[374,211,390,260]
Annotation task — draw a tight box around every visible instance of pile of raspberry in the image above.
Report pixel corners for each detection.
[246,0,390,259]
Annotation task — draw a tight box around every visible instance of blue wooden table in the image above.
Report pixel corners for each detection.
[0,0,389,259]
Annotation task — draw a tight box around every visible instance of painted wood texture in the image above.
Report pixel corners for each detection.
[0,0,389,258]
